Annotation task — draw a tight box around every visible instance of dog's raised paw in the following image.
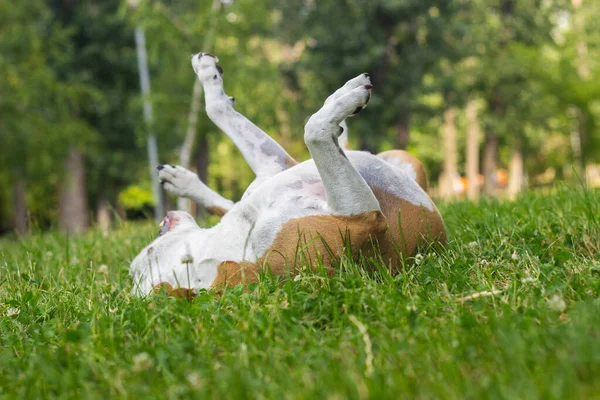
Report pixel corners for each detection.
[346,85,372,117]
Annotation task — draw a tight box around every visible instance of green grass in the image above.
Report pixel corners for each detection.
[1,187,599,399]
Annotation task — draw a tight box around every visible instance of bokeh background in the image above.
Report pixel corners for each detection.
[1,0,598,236]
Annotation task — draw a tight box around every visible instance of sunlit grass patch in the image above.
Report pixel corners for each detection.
[0,187,599,398]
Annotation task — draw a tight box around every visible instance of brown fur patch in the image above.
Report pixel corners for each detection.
[370,187,446,272]
[152,282,197,300]
[211,211,388,289]
[207,206,229,217]
[262,211,388,273]
[211,260,262,290]
[210,190,446,289]
[377,150,428,191]
[208,150,445,290]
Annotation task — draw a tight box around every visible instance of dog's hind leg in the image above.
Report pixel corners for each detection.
[192,53,297,181]
[304,84,380,216]
[323,73,371,151]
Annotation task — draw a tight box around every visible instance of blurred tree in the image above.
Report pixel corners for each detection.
[1,0,598,235]
[0,0,97,233]
[48,0,144,231]
[439,108,457,199]
[128,0,300,204]
[271,0,467,152]
[465,99,482,201]
[512,0,600,182]
[465,0,567,196]
[0,0,147,234]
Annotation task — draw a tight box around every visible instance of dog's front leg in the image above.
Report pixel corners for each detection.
[157,164,234,216]
[192,53,297,181]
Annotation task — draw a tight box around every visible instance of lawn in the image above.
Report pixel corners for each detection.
[1,186,599,399]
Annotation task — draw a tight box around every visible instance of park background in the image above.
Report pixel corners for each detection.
[2,2,600,398]
[1,0,599,235]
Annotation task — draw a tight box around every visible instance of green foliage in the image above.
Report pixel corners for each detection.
[1,0,599,232]
[118,184,155,211]
[270,0,468,150]
[0,188,599,397]
[270,0,599,178]
[0,0,144,230]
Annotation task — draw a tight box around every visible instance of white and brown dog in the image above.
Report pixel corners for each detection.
[129,52,446,297]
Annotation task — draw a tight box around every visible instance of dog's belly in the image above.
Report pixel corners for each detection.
[210,151,446,288]
[237,151,439,263]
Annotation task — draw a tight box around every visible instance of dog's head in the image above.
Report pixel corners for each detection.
[191,52,223,83]
[129,210,219,296]
[158,210,196,237]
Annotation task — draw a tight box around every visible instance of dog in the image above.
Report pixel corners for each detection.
[129,52,446,297]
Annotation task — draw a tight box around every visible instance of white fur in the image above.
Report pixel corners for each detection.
[304,85,381,215]
[192,53,295,185]
[323,73,371,150]
[129,56,434,296]
[378,157,418,181]
[158,165,234,212]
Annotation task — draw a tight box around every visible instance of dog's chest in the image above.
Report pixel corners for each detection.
[234,171,329,260]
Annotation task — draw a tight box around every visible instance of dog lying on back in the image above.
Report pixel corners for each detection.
[129,53,446,297]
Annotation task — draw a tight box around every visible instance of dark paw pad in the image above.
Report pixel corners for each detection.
[352,106,364,116]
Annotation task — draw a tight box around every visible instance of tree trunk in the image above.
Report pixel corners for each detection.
[482,133,498,196]
[465,99,481,201]
[13,177,27,235]
[135,27,164,221]
[194,134,210,219]
[177,78,204,213]
[59,148,89,234]
[164,189,174,212]
[96,197,111,235]
[568,106,585,181]
[440,108,457,200]
[572,0,590,80]
[276,106,292,150]
[484,89,504,197]
[508,139,524,200]
[177,0,221,213]
[571,0,589,185]
[396,104,410,149]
